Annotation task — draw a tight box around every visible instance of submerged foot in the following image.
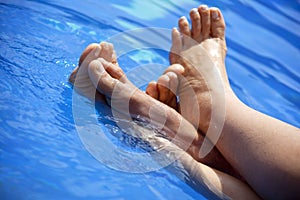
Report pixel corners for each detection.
[71,42,237,177]
[88,56,240,178]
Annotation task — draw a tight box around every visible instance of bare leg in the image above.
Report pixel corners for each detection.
[85,56,259,200]
[166,5,300,199]
[72,42,242,180]
[69,42,259,199]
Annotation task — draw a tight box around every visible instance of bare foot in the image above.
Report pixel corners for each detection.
[72,40,240,179]
[146,6,244,179]
[69,42,118,102]
[87,57,242,179]
[68,43,191,140]
[146,66,243,180]
[167,5,230,134]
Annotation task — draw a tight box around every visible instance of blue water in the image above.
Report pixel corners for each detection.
[0,0,299,199]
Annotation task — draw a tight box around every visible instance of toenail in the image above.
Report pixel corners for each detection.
[166,72,177,79]
[211,9,220,20]
[162,74,170,81]
[191,8,198,13]
[170,64,184,73]
[200,5,208,11]
[180,16,187,21]
[102,42,108,49]
[158,75,170,87]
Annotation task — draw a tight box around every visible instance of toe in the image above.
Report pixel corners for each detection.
[165,72,179,109]
[178,16,192,48]
[112,50,118,65]
[74,44,101,82]
[210,8,225,39]
[88,58,126,97]
[166,72,179,96]
[88,59,114,95]
[157,74,171,104]
[97,58,125,82]
[157,74,178,109]
[99,42,114,62]
[170,28,182,64]
[78,43,100,67]
[146,81,159,99]
[178,16,190,37]
[69,66,78,83]
[164,64,184,76]
[198,5,211,40]
[190,8,201,42]
[161,64,183,110]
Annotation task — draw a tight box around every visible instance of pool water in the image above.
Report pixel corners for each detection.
[0,0,299,199]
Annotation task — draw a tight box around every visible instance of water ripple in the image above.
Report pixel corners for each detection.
[1,0,299,199]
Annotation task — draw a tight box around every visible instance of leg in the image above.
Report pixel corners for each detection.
[86,57,259,200]
[71,42,240,179]
[168,5,300,199]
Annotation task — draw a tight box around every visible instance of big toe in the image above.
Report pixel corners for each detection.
[210,8,225,39]
[70,43,101,84]
[146,81,159,99]
[88,59,117,96]
[157,73,178,110]
[78,43,100,66]
[99,42,117,63]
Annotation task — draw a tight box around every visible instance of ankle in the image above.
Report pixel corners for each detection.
[198,87,241,133]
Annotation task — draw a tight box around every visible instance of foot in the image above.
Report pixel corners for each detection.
[168,5,230,133]
[88,57,241,179]
[146,66,243,180]
[69,42,118,102]
[72,41,240,179]
[147,6,243,179]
